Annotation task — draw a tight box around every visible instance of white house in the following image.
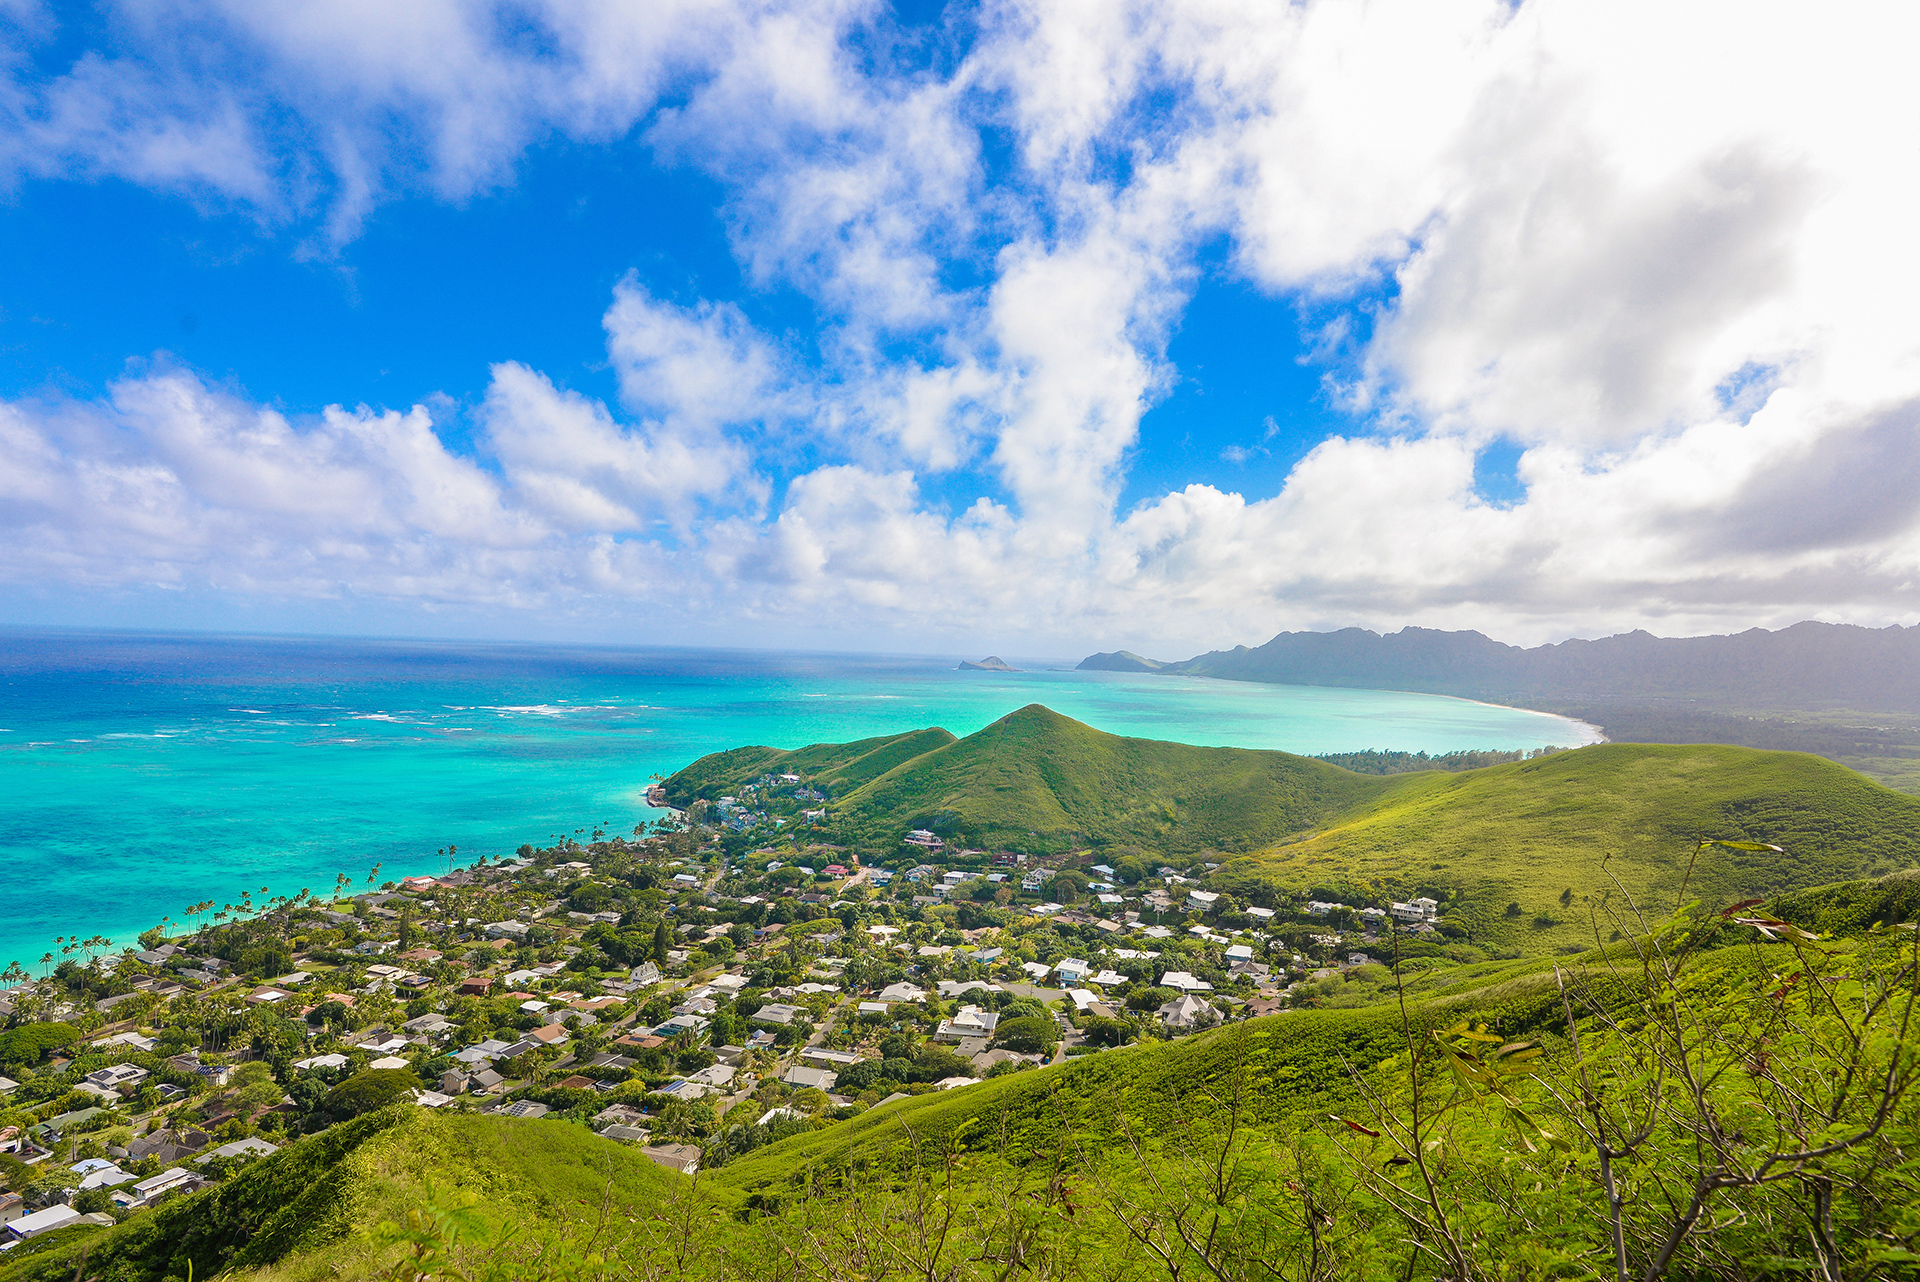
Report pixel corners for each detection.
[877,982,927,1003]
[935,1007,1000,1041]
[131,1167,201,1205]
[1159,971,1214,993]
[6,1204,79,1241]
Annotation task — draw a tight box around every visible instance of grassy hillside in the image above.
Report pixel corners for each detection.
[668,709,1920,940]
[0,1107,681,1282]
[1222,742,1920,953]
[26,885,1915,1281]
[659,726,958,807]
[669,704,1399,854]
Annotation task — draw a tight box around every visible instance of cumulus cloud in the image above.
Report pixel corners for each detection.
[3,0,1920,650]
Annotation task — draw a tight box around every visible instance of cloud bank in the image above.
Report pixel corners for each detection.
[3,0,1918,651]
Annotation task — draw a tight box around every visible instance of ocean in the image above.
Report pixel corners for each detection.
[0,629,1599,969]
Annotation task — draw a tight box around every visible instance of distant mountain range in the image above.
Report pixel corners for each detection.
[1080,622,1920,712]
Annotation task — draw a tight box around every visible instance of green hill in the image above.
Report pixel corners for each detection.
[667,709,1920,933]
[1221,742,1920,952]
[666,704,1393,853]
[659,725,959,807]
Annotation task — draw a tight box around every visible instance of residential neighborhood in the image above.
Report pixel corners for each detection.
[0,782,1464,1255]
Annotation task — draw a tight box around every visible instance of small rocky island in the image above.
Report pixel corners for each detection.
[957,656,1019,672]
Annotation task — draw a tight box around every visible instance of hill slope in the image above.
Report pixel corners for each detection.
[668,710,1920,940]
[1221,742,1920,951]
[667,704,1397,853]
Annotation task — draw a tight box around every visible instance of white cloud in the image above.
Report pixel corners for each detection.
[4,0,1920,651]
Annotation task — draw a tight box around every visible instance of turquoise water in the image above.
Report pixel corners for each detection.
[0,630,1598,968]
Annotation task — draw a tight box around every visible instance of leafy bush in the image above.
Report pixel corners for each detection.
[319,1069,418,1121]
[992,1017,1058,1054]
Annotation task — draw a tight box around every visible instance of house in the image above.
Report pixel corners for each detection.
[877,982,926,1003]
[687,1063,737,1089]
[630,962,662,986]
[0,1192,23,1226]
[594,1104,648,1129]
[1159,971,1214,993]
[751,1002,804,1026]
[1307,901,1337,916]
[1052,958,1091,983]
[782,1064,838,1091]
[126,1127,211,1166]
[935,1007,1000,1041]
[440,1070,470,1095]
[84,1062,150,1094]
[903,829,943,849]
[527,1023,570,1047]
[131,1167,204,1205]
[799,1047,862,1066]
[658,1079,709,1101]
[485,920,530,940]
[470,1069,505,1093]
[6,1204,80,1241]
[1224,944,1255,962]
[496,1100,550,1119]
[1186,890,1219,908]
[1158,993,1218,1031]
[642,1143,702,1174]
[1246,906,1276,921]
[1390,898,1442,923]
[91,1031,159,1053]
[458,977,493,997]
[72,1159,135,1191]
[602,1124,649,1143]
[450,1040,510,1065]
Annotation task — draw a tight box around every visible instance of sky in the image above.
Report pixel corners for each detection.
[2,0,1918,659]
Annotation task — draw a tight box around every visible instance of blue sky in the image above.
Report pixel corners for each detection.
[1,1,1914,654]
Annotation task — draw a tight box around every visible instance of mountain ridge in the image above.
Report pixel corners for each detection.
[1081,621,1920,710]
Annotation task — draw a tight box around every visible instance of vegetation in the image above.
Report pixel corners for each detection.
[671,708,1920,953]
[1222,743,1920,953]
[668,703,1395,854]
[9,856,1916,1282]
[8,712,1920,1280]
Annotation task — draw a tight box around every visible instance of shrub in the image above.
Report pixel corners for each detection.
[992,1017,1058,1054]
[320,1069,418,1121]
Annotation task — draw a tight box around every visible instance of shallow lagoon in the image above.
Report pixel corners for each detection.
[0,630,1598,965]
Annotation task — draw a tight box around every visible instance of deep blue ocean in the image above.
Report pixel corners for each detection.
[0,630,1598,969]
